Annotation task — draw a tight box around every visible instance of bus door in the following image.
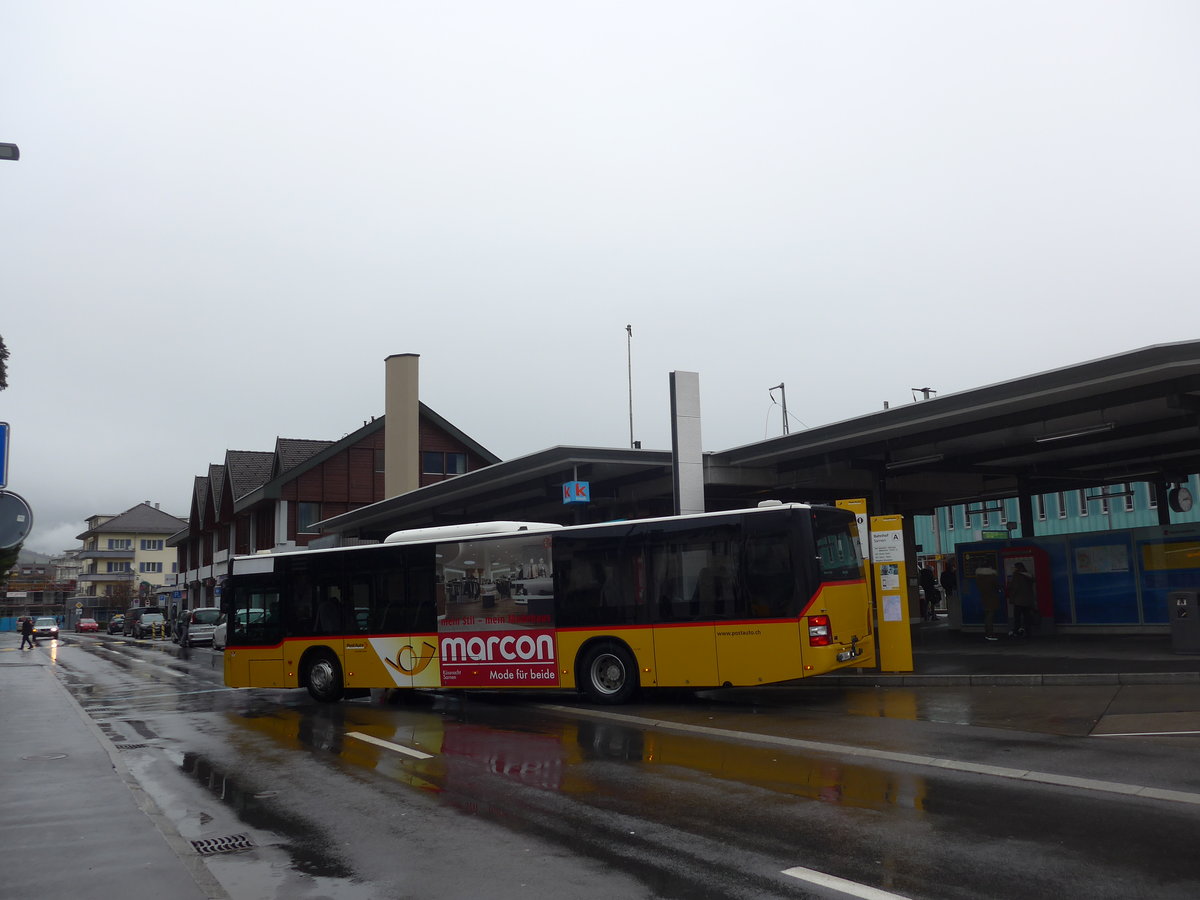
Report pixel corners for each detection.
[224,578,285,688]
[647,535,719,688]
[341,574,376,689]
[349,561,440,692]
[716,528,801,687]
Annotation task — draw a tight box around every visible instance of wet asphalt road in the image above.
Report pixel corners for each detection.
[40,633,1200,899]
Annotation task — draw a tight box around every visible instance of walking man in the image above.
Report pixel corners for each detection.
[19,615,36,650]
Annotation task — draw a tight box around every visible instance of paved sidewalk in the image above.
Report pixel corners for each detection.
[0,634,227,900]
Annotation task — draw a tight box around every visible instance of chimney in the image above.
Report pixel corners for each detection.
[384,353,420,498]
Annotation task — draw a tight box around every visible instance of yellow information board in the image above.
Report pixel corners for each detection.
[869,514,914,673]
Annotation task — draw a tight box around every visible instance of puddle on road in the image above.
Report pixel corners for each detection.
[179,751,357,882]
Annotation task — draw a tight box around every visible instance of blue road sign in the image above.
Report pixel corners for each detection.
[0,422,8,489]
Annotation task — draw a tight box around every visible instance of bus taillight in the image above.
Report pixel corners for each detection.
[807,615,831,647]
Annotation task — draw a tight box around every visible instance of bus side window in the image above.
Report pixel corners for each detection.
[743,533,794,618]
[350,577,372,634]
[406,563,438,632]
[378,571,406,633]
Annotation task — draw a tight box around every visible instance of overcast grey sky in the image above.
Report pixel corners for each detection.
[3,2,1198,555]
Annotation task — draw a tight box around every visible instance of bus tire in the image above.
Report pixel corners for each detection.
[579,641,639,705]
[304,650,344,703]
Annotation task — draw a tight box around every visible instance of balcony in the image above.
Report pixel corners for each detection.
[78,548,135,561]
[81,572,137,583]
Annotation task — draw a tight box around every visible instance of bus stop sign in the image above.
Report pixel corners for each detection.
[0,490,33,549]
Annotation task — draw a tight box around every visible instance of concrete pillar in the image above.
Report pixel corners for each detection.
[385,354,420,499]
[670,371,704,516]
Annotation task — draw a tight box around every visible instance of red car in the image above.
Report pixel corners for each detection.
[75,618,99,633]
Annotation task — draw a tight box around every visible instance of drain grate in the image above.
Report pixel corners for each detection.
[191,833,255,856]
[113,743,150,750]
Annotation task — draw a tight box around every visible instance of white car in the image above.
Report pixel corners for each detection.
[212,608,264,651]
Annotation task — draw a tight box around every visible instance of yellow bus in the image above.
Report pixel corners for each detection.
[221,502,875,704]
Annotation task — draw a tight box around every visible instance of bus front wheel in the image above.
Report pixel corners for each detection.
[305,651,344,703]
[580,641,639,705]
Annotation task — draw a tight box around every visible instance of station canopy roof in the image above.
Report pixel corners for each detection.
[319,341,1200,538]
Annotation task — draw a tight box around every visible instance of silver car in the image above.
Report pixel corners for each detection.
[33,616,60,640]
[178,607,222,647]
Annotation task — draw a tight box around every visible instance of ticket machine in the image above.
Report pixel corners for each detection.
[1000,546,1054,632]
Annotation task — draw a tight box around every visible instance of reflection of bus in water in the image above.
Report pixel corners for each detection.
[233,705,922,813]
[222,503,875,705]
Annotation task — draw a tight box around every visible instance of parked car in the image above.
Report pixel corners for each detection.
[123,606,164,638]
[33,617,60,640]
[176,607,222,647]
[108,615,125,634]
[75,618,99,633]
[212,607,266,651]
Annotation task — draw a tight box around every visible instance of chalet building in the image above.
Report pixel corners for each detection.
[166,354,497,615]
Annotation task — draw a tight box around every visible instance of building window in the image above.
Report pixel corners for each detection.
[1036,495,1047,520]
[105,562,132,574]
[998,503,1007,525]
[1123,483,1134,513]
[298,502,322,533]
[981,510,990,527]
[140,539,164,551]
[422,451,468,476]
[1057,492,1067,519]
[1078,490,1089,517]
[1148,484,1158,509]
[107,539,132,550]
[946,507,954,529]
[374,448,385,473]
[139,562,163,573]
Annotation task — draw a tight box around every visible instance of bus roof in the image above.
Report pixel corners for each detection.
[383,521,563,545]
[227,501,833,573]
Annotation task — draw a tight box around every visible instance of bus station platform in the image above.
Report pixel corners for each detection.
[824,618,1200,686]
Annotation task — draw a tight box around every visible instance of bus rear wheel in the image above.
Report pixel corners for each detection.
[305,650,344,703]
[580,641,638,705]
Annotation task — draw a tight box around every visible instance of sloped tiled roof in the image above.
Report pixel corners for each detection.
[207,464,226,519]
[274,438,335,477]
[76,502,186,539]
[191,476,209,529]
[226,450,274,500]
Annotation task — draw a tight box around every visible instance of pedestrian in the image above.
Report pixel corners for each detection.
[19,615,36,650]
[1006,561,1037,637]
[919,563,940,619]
[975,565,1000,641]
[939,560,958,608]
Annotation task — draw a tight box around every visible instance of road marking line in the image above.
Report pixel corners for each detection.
[781,865,912,899]
[547,705,1200,807]
[346,731,433,759]
[1095,730,1200,737]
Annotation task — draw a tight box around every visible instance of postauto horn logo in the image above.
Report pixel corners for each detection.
[385,640,437,676]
